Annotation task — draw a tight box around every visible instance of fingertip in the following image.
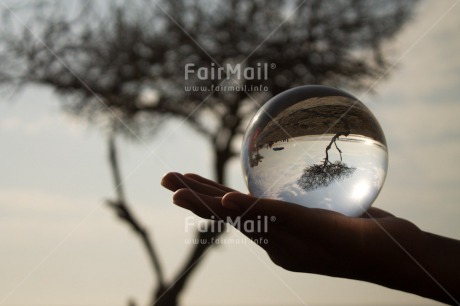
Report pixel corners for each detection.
[173,187,189,198]
[221,192,241,212]
[161,172,182,190]
[162,171,179,179]
[172,188,192,209]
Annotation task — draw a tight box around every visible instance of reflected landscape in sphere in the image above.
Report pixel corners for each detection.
[241,85,388,217]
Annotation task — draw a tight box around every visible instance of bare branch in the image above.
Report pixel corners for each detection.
[107,130,166,290]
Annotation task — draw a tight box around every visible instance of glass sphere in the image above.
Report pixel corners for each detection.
[241,85,388,217]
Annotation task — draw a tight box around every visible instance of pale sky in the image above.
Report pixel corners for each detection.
[1,1,460,305]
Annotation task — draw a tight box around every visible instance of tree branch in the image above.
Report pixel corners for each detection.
[107,132,165,290]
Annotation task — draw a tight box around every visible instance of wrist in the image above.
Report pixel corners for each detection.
[361,230,459,304]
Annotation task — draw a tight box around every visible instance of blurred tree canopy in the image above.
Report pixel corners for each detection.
[0,0,418,183]
[0,0,419,305]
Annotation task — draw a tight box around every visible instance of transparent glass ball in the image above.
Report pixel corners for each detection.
[241,85,388,217]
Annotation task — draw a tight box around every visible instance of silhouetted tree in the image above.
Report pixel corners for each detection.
[250,152,265,168]
[0,0,418,305]
[297,132,356,191]
[107,129,217,306]
[298,161,356,191]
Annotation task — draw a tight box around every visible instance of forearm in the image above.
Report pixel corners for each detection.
[416,232,460,304]
[359,231,460,304]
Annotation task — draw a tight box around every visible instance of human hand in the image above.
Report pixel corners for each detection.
[161,172,459,304]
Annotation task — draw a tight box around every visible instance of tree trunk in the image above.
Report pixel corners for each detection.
[153,285,179,306]
[150,148,231,306]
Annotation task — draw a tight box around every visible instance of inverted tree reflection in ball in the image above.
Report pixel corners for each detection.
[241,86,388,217]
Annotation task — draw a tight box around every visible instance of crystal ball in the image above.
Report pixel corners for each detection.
[241,85,388,217]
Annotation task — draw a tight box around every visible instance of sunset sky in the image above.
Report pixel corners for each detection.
[1,1,459,305]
